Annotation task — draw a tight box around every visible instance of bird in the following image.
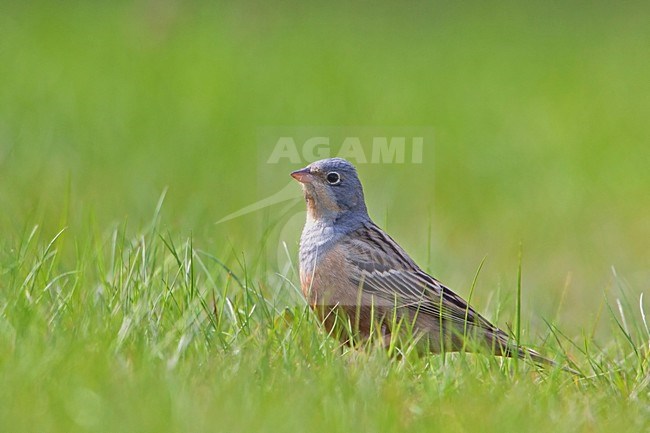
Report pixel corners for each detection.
[291,157,572,371]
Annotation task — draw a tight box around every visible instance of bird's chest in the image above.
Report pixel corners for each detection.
[299,220,335,275]
[298,221,348,303]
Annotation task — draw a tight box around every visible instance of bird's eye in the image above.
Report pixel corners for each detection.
[326,172,341,185]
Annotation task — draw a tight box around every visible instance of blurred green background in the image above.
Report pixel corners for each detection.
[1,1,649,336]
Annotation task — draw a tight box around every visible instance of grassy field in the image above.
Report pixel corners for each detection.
[1,2,650,432]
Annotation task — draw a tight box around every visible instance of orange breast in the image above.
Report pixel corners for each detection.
[300,273,312,301]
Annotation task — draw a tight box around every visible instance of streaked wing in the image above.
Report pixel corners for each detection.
[342,223,499,333]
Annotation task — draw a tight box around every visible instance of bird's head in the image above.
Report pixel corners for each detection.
[291,158,368,223]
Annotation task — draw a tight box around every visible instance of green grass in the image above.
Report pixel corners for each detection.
[1,1,650,432]
[1,217,648,432]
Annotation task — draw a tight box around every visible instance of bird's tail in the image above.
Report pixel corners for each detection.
[490,330,579,375]
[514,345,579,375]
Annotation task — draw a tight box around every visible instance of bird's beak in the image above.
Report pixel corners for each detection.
[290,166,313,183]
